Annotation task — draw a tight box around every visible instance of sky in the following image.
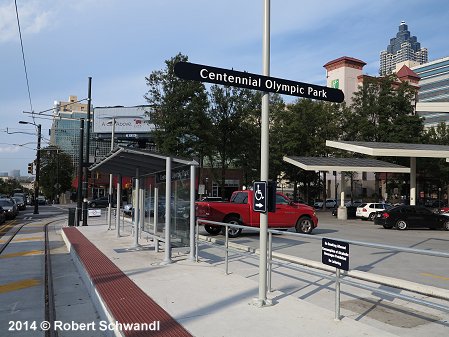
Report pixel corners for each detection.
[1,0,449,175]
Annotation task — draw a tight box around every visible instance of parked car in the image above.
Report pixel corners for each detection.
[0,198,18,219]
[37,195,47,205]
[356,202,391,221]
[374,205,449,230]
[12,196,26,210]
[315,199,337,208]
[88,196,117,208]
[332,205,358,218]
[0,207,6,224]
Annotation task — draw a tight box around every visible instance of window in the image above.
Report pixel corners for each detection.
[231,192,248,204]
[276,194,290,205]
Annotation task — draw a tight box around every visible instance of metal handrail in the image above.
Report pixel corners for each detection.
[196,218,449,317]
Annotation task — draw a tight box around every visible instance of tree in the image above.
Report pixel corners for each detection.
[206,85,264,194]
[39,146,73,200]
[144,53,212,159]
[342,75,423,144]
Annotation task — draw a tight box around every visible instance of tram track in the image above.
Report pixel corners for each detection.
[0,218,61,337]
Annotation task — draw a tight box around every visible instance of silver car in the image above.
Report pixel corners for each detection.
[0,198,18,219]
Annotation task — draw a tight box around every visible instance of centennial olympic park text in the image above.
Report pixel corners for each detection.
[199,68,328,98]
[174,61,344,103]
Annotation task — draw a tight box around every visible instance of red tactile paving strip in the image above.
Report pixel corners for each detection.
[63,227,193,337]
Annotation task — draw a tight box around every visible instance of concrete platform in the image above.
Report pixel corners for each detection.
[58,217,400,337]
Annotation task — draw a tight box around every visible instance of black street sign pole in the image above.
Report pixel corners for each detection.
[76,119,84,226]
[82,77,92,226]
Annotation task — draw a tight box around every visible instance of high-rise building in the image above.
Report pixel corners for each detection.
[412,56,449,127]
[50,95,110,171]
[380,21,428,76]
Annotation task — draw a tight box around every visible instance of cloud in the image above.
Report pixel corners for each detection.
[0,145,20,153]
[0,1,52,43]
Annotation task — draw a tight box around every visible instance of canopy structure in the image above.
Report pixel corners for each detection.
[89,146,198,264]
[283,156,410,173]
[326,140,449,205]
[89,147,198,176]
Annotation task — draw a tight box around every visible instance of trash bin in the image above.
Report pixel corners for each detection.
[68,208,76,227]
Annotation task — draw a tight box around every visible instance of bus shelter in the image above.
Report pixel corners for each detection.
[89,146,198,264]
[326,140,449,205]
[283,156,410,206]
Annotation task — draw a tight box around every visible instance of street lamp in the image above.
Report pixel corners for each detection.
[19,121,41,214]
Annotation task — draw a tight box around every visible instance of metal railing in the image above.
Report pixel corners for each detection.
[196,218,449,319]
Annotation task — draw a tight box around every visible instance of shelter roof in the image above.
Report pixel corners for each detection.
[283,156,410,173]
[89,147,198,177]
[326,140,449,158]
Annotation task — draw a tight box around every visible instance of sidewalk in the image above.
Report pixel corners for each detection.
[57,215,399,337]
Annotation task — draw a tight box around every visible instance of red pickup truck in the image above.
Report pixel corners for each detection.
[196,190,318,237]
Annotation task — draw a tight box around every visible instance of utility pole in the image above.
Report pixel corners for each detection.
[77,119,84,226]
[19,121,41,214]
[82,77,92,226]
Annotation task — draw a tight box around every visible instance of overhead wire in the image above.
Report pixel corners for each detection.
[14,0,34,121]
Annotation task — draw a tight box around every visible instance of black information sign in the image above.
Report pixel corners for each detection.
[175,62,344,103]
[321,238,349,271]
[253,181,267,213]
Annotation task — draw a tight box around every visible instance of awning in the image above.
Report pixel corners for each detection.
[326,140,449,158]
[283,156,410,173]
[89,147,198,176]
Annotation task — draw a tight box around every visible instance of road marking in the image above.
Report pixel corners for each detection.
[0,237,43,243]
[0,250,43,259]
[421,273,449,281]
[0,279,41,294]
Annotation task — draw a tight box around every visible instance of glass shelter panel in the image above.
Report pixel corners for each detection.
[142,165,191,248]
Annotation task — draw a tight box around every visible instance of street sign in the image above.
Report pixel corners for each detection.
[174,62,344,103]
[253,181,267,213]
[321,238,349,271]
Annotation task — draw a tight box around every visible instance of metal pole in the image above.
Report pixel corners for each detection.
[154,187,159,252]
[410,157,416,206]
[82,77,92,226]
[268,231,272,292]
[189,164,196,261]
[134,168,140,248]
[225,224,229,275]
[162,157,172,264]
[107,117,115,229]
[195,218,199,263]
[116,174,121,237]
[76,119,84,226]
[335,268,341,321]
[256,0,271,307]
[34,124,41,215]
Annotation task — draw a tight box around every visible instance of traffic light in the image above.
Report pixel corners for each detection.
[28,162,33,174]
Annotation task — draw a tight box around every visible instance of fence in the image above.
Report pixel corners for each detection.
[196,219,449,319]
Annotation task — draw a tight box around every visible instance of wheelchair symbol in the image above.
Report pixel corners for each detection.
[255,184,264,201]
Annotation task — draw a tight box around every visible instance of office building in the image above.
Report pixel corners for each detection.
[412,56,449,127]
[50,95,110,171]
[380,21,428,76]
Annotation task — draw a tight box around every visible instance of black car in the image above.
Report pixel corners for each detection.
[87,196,120,208]
[374,205,449,230]
[332,205,358,218]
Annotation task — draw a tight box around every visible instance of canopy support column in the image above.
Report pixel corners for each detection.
[410,157,416,206]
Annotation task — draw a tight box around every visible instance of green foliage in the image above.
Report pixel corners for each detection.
[0,179,25,196]
[144,53,211,159]
[39,146,74,199]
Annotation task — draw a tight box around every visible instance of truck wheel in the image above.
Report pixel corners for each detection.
[222,217,243,238]
[295,216,313,234]
[204,225,221,235]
